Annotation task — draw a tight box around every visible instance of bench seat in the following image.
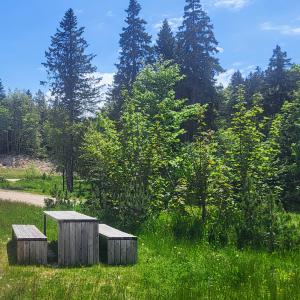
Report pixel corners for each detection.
[98,224,137,265]
[12,225,47,265]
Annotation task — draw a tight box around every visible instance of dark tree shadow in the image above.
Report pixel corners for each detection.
[7,239,17,265]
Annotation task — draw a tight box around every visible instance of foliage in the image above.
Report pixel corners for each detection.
[176,0,223,129]
[278,86,300,209]
[43,8,101,192]
[110,0,153,119]
[0,79,5,100]
[0,91,41,155]
[155,19,176,61]
[80,62,202,228]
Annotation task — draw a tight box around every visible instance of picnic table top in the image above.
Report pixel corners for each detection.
[98,224,137,240]
[44,211,97,222]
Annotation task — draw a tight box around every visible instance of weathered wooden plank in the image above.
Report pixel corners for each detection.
[98,224,137,240]
[23,241,30,264]
[126,240,137,264]
[29,241,36,264]
[81,222,88,265]
[87,223,94,265]
[58,222,64,266]
[75,222,82,265]
[114,240,121,265]
[107,240,115,265]
[120,240,127,265]
[64,222,70,266]
[35,241,41,265]
[44,211,97,222]
[69,222,76,265]
[17,241,24,264]
[12,225,46,241]
[93,222,99,264]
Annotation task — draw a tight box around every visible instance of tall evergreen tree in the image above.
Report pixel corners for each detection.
[176,0,222,111]
[245,67,265,105]
[43,8,101,191]
[264,45,296,115]
[110,0,153,119]
[0,79,5,100]
[155,19,176,61]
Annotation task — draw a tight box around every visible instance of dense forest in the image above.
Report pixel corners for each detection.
[1,0,300,250]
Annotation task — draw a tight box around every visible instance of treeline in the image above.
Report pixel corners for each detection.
[0,0,300,249]
[0,89,47,156]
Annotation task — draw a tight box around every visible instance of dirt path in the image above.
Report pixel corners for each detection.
[0,189,46,207]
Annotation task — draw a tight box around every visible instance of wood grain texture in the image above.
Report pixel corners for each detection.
[13,225,47,265]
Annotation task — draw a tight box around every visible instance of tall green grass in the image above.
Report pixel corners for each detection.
[0,200,300,299]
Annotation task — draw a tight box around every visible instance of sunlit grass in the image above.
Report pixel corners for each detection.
[1,200,300,299]
[0,168,28,179]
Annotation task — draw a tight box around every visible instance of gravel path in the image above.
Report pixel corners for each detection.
[0,189,46,207]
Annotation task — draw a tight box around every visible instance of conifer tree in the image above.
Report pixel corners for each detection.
[264,45,296,115]
[0,79,5,100]
[110,0,153,119]
[43,8,101,191]
[155,19,176,61]
[176,0,222,112]
[245,67,265,105]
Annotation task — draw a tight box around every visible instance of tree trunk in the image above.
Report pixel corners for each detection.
[201,201,207,224]
[66,158,74,192]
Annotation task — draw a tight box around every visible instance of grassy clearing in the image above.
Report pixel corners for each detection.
[0,201,300,299]
[0,167,90,199]
[0,168,28,179]
[0,177,90,199]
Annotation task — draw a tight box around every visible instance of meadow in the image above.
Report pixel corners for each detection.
[0,167,90,199]
[0,200,300,300]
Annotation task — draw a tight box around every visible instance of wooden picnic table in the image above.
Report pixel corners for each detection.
[43,211,99,266]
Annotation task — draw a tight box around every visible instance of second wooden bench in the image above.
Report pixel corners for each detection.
[98,224,137,265]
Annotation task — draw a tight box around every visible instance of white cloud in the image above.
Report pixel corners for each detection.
[216,65,256,87]
[99,72,114,87]
[106,10,115,17]
[216,69,235,87]
[154,17,183,31]
[94,72,114,100]
[213,0,250,9]
[216,46,224,53]
[260,22,300,36]
[75,9,84,14]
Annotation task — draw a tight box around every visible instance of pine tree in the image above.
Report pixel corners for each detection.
[0,79,5,100]
[264,45,296,115]
[43,8,101,191]
[245,67,265,105]
[110,0,153,119]
[176,0,222,111]
[155,19,176,61]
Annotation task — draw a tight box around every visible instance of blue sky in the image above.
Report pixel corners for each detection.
[1,0,300,93]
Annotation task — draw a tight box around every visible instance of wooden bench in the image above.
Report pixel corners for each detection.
[98,224,137,265]
[12,225,47,265]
